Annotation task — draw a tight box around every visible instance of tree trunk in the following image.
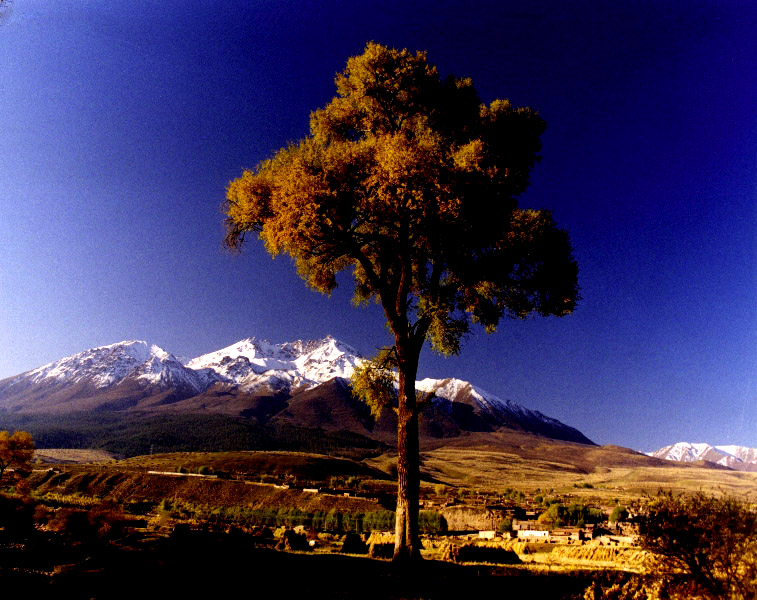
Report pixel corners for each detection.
[393,341,422,564]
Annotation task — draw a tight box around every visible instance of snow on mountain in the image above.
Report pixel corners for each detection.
[9,340,208,393]
[716,445,757,465]
[0,335,590,443]
[648,441,757,471]
[649,442,714,463]
[417,376,589,442]
[186,335,361,391]
[418,377,547,422]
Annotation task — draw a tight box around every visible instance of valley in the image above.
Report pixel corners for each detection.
[2,337,755,598]
[2,429,755,598]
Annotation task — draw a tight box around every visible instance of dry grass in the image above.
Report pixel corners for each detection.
[410,432,757,501]
[34,448,120,464]
[117,450,390,481]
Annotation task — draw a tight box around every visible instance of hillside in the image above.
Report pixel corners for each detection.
[0,337,594,450]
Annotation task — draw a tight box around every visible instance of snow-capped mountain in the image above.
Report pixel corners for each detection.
[186,336,360,391]
[0,336,593,444]
[648,442,757,472]
[417,377,584,439]
[9,340,210,394]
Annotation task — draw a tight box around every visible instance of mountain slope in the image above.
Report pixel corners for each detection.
[418,378,592,444]
[0,336,593,445]
[0,341,210,413]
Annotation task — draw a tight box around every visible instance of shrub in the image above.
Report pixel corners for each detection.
[497,516,513,534]
[340,532,368,554]
[0,492,36,534]
[275,528,310,552]
[609,505,628,523]
[48,500,129,544]
[419,510,446,533]
[639,492,757,599]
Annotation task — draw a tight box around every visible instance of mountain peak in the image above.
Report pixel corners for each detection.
[185,335,361,389]
[649,441,757,471]
[21,340,172,389]
[0,334,594,445]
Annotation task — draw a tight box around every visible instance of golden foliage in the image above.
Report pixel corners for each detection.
[639,492,757,599]
[0,430,34,483]
[350,352,397,419]
[224,42,579,358]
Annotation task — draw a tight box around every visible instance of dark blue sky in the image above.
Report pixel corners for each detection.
[0,0,754,450]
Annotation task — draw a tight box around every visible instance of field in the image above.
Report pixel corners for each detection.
[414,431,757,500]
[34,440,757,501]
[4,439,755,598]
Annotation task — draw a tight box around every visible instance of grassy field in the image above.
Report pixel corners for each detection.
[34,448,121,464]
[408,432,757,501]
[116,450,392,481]
[35,435,757,502]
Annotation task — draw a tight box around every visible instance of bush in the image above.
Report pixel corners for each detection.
[639,492,757,599]
[48,501,128,544]
[419,510,446,534]
[497,516,513,534]
[609,505,628,523]
[340,532,368,554]
[275,528,310,552]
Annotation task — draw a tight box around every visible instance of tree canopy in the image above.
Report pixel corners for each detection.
[225,42,577,354]
[223,42,579,562]
[0,430,34,484]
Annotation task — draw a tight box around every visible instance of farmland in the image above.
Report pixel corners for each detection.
[1,444,755,598]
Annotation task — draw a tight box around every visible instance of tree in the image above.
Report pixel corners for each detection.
[0,430,35,484]
[639,492,757,599]
[224,42,578,562]
[609,504,628,523]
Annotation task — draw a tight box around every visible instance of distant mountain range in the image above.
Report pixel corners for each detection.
[648,441,757,472]
[0,336,593,445]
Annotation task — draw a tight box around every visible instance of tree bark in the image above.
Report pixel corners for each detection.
[393,339,422,564]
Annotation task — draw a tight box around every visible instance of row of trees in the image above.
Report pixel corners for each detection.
[537,501,605,528]
[157,499,446,534]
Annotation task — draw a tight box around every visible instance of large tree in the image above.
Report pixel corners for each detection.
[224,42,578,562]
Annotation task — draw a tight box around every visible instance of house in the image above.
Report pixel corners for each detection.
[516,529,550,540]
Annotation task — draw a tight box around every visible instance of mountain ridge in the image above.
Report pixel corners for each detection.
[648,441,757,472]
[0,336,593,445]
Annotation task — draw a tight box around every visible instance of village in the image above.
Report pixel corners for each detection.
[130,466,645,567]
